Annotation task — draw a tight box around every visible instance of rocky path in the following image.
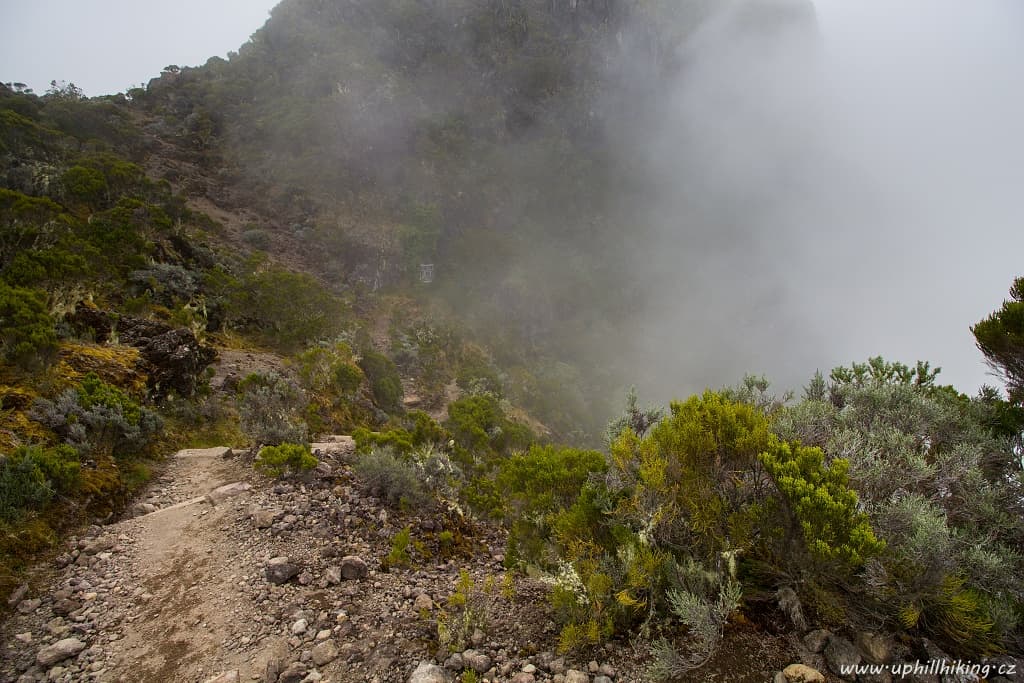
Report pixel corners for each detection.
[1,442,651,683]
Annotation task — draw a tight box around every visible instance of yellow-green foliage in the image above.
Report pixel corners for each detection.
[385,526,413,569]
[438,569,490,653]
[609,390,770,557]
[918,575,1002,658]
[294,343,367,432]
[0,281,57,369]
[53,342,146,395]
[254,443,317,478]
[759,437,884,569]
[497,445,606,566]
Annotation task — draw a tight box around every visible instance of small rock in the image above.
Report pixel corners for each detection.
[511,674,536,683]
[825,637,861,680]
[323,567,342,585]
[340,555,368,580]
[133,503,158,516]
[413,593,433,612]
[783,663,826,683]
[203,672,240,683]
[291,619,308,635]
[565,671,590,683]
[36,638,87,667]
[205,481,251,505]
[7,583,29,605]
[278,661,309,683]
[856,631,893,664]
[14,632,32,644]
[408,661,449,683]
[311,640,339,666]
[803,629,831,654]
[548,657,566,675]
[17,598,41,614]
[252,509,278,529]
[470,628,485,647]
[462,649,491,674]
[265,557,301,585]
[444,653,464,671]
[594,677,613,683]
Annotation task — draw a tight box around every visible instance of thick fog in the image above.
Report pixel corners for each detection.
[616,0,1024,400]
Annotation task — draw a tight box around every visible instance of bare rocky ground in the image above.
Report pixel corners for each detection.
[0,441,659,683]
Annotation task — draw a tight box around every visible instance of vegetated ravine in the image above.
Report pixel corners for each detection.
[1,1,1022,683]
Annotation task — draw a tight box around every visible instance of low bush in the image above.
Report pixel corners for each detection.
[0,281,57,369]
[358,350,404,413]
[238,372,308,446]
[254,443,317,478]
[32,373,162,460]
[352,446,428,509]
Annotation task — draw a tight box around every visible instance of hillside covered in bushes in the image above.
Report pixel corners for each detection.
[1,0,1023,679]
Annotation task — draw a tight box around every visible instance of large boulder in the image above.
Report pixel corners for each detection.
[116,315,216,398]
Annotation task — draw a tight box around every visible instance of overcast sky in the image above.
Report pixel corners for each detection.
[0,0,278,96]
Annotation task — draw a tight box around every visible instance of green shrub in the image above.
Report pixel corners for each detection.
[238,372,308,446]
[0,281,57,368]
[333,361,364,395]
[0,453,53,522]
[254,443,317,478]
[498,445,606,566]
[352,446,428,509]
[358,350,404,413]
[32,373,162,460]
[759,437,884,571]
[226,264,345,352]
[61,165,108,207]
[446,394,532,454]
[352,427,415,455]
[385,526,413,568]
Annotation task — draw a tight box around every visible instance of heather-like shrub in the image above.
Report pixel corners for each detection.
[759,437,884,572]
[238,372,308,446]
[32,373,161,459]
[0,452,53,522]
[0,281,57,368]
[446,394,532,454]
[777,358,1024,654]
[358,350,404,413]
[254,443,317,478]
[352,446,428,509]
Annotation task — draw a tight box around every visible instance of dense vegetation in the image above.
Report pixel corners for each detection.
[2,0,1022,674]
